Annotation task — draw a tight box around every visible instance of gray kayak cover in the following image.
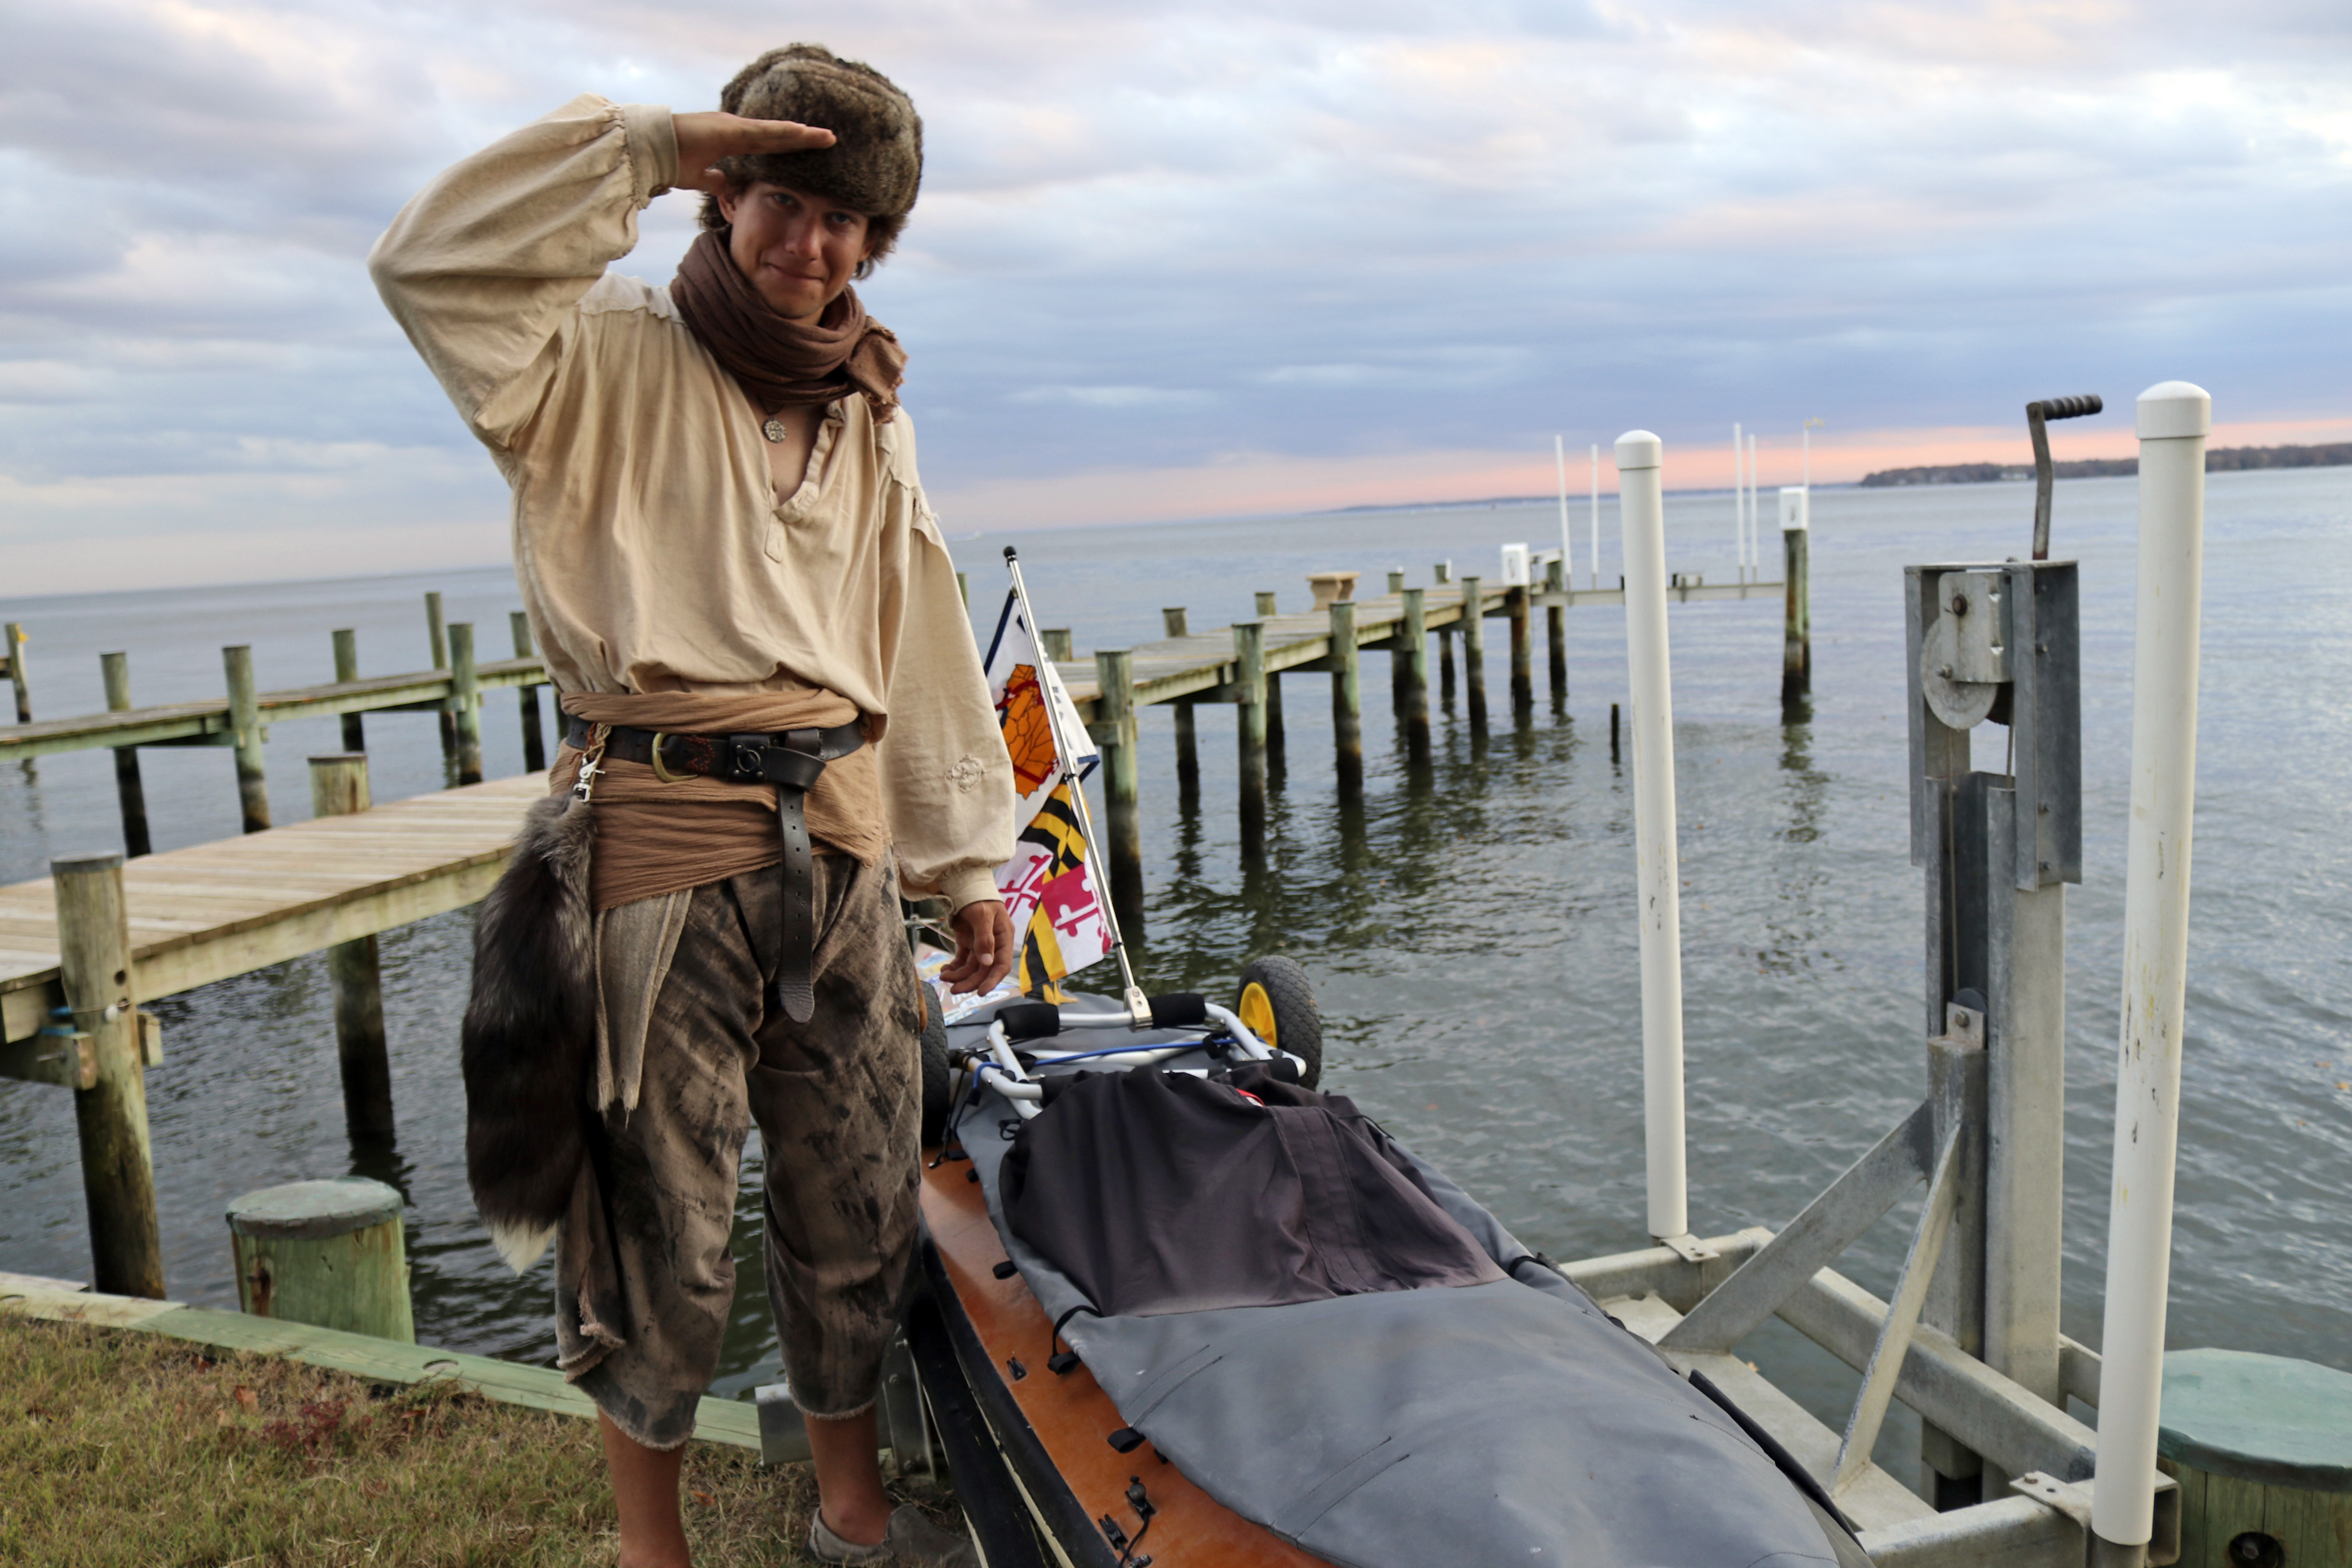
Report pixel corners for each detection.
[943,1010,1872,1568]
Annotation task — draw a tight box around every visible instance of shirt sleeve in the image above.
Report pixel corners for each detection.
[368,95,677,453]
[877,488,1018,912]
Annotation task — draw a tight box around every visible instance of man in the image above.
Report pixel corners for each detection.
[371,44,1014,1568]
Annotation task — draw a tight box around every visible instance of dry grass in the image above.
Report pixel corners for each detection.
[0,1315,951,1567]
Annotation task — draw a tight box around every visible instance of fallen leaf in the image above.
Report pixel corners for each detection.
[691,1491,716,1507]
[235,1387,258,1412]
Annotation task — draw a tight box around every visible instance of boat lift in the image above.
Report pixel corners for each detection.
[1564,384,2209,1566]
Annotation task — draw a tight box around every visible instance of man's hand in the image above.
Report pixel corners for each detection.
[670,111,836,195]
[939,900,1016,996]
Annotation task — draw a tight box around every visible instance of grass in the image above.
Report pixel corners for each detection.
[0,1315,954,1566]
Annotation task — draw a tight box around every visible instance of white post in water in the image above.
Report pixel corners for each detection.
[1748,433,1759,575]
[1555,434,1573,572]
[1589,443,1602,588]
[1731,423,1745,577]
[1617,429,1689,1241]
[2089,381,2210,1566]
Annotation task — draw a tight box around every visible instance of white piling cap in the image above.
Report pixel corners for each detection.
[2137,381,2211,440]
[1615,430,1662,470]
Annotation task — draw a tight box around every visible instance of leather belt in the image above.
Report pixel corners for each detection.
[566,717,867,1023]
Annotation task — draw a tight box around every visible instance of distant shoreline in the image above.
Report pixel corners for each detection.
[1858,441,2352,488]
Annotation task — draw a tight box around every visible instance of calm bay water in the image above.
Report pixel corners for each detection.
[4,467,2348,1467]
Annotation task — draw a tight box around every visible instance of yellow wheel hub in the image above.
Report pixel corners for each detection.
[1237,981,1278,1049]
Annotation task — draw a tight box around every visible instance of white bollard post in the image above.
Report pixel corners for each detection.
[2089,381,2210,1566]
[1616,429,1689,1242]
[1589,444,1602,589]
[1731,423,1745,577]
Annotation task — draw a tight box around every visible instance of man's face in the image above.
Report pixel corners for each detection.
[715,181,874,321]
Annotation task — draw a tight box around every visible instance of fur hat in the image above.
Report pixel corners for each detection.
[713,44,922,218]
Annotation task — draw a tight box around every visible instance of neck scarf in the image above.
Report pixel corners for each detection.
[668,229,908,422]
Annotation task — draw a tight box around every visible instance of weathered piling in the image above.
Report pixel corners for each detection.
[1386,568,1405,595]
[331,629,366,751]
[1328,600,1363,797]
[425,592,456,762]
[447,622,484,786]
[1041,628,1074,662]
[4,622,29,723]
[1782,503,1812,708]
[228,1176,414,1342]
[56,851,163,1298]
[1545,557,1570,700]
[509,612,546,773]
[1092,650,1145,932]
[1508,586,1535,711]
[1254,593,1285,769]
[309,754,393,1142]
[1161,609,1199,797]
[1460,576,1489,729]
[1397,587,1430,762]
[1611,701,1621,759]
[1434,563,1457,700]
[1234,621,1269,856]
[222,644,270,833]
[100,653,151,858]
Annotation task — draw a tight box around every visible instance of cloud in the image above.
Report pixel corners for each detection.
[1,0,2348,589]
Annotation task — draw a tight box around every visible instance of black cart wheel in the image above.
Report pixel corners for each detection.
[1235,956,1322,1089]
[919,985,952,1148]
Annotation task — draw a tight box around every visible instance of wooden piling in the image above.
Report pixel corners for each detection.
[228,1177,414,1342]
[1545,557,1569,700]
[1782,524,1812,706]
[4,622,29,723]
[222,645,270,833]
[1399,588,1430,762]
[331,630,365,751]
[1041,628,1074,662]
[54,851,164,1299]
[1611,701,1621,759]
[509,612,545,773]
[425,592,456,762]
[447,622,483,786]
[1508,586,1535,711]
[1091,650,1144,933]
[1386,569,1406,595]
[1328,601,1362,797]
[1234,622,1268,857]
[1460,576,1489,729]
[309,755,393,1142]
[101,653,152,858]
[1162,609,1198,797]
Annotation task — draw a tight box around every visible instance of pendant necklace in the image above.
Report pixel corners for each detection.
[763,416,788,443]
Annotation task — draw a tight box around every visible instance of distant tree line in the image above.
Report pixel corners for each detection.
[1858,441,2352,488]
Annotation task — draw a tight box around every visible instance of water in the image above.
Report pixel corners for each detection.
[4,468,2348,1465]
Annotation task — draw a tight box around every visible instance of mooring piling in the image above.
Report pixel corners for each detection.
[1610,701,1621,759]
[1328,600,1363,796]
[1396,587,1430,761]
[1459,575,1489,729]
[54,851,164,1298]
[309,754,394,1142]
[331,629,365,751]
[447,623,483,786]
[4,622,29,723]
[1508,584,1534,711]
[1234,621,1269,857]
[425,592,456,764]
[1160,609,1199,797]
[1781,488,1812,708]
[509,613,545,773]
[1434,563,1457,699]
[1091,649,1145,934]
[1254,593,1286,771]
[1617,429,1690,1243]
[1545,556,1570,700]
[228,1176,414,1342]
[2089,381,2211,1568]
[100,653,151,858]
[221,645,270,833]
[1041,628,1074,662]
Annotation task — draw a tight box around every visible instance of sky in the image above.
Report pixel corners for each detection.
[3,0,2350,593]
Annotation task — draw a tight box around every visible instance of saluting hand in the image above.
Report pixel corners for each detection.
[669,111,837,194]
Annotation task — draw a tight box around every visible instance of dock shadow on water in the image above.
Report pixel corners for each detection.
[5,470,2352,1451]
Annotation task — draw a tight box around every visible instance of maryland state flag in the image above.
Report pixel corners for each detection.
[983,591,1109,995]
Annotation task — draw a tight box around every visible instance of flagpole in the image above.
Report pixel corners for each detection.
[1001,546,1151,1022]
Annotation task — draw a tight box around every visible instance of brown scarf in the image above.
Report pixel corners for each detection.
[668,228,908,421]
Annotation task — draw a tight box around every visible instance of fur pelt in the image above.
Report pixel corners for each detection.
[461,792,598,1272]
[708,44,923,218]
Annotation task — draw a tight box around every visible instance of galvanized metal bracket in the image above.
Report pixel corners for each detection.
[1657,1232,1720,1264]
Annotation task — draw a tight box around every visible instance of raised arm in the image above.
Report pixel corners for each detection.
[368,98,832,451]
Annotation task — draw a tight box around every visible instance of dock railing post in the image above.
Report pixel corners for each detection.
[1545,556,1569,701]
[332,629,365,752]
[1459,576,1488,730]
[1781,490,1812,710]
[100,653,152,858]
[425,592,456,763]
[1234,622,1269,857]
[5,621,29,722]
[448,622,484,785]
[1161,609,1199,799]
[2089,382,2211,1568]
[1328,601,1362,797]
[55,851,165,1298]
[1508,584,1535,713]
[1617,430,1690,1243]
[1092,650,1145,935]
[222,644,270,832]
[510,612,546,773]
[1398,587,1430,762]
[309,754,395,1141]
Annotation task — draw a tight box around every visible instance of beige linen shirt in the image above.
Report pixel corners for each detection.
[370,95,1012,910]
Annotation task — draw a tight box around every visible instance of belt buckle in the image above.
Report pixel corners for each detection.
[648,731,690,784]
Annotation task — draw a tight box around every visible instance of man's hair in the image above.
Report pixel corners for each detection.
[699,43,921,276]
